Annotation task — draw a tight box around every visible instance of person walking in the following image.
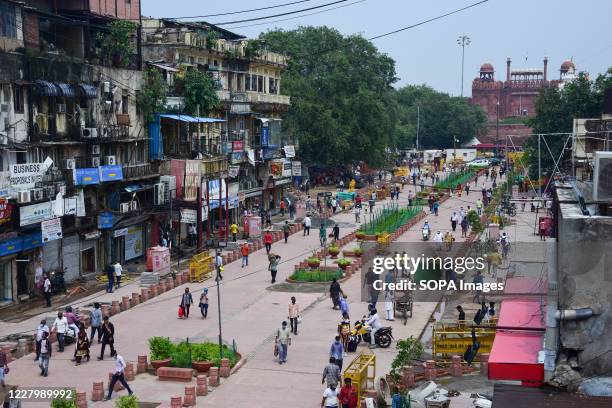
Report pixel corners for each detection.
[240,242,249,267]
[43,273,52,307]
[283,221,291,243]
[476,199,483,216]
[332,223,340,242]
[339,295,349,318]
[98,316,115,360]
[353,206,361,223]
[321,384,340,408]
[303,214,311,236]
[450,212,459,232]
[51,311,68,352]
[407,190,414,207]
[35,319,49,361]
[319,223,327,247]
[465,183,470,196]
[329,278,344,309]
[472,271,484,304]
[419,178,425,191]
[104,352,133,400]
[384,290,394,321]
[106,264,115,293]
[215,251,224,280]
[38,331,51,377]
[199,288,209,318]
[230,222,239,242]
[288,296,300,335]
[264,230,273,254]
[89,303,103,344]
[180,288,193,319]
[275,321,291,364]
[269,254,281,283]
[339,378,358,408]
[114,262,123,289]
[329,336,345,372]
[322,357,342,388]
[433,200,439,216]
[74,330,90,365]
[460,216,469,238]
[456,305,466,322]
[188,224,197,246]
[279,199,286,217]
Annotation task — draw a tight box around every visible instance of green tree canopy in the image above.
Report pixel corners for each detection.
[181,69,220,116]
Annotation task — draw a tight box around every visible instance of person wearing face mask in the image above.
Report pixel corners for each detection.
[288,296,300,335]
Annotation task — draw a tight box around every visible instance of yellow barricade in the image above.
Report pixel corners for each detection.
[432,321,496,364]
[343,351,376,402]
[189,251,214,282]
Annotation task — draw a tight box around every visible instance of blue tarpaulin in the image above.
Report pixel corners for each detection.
[159,114,226,123]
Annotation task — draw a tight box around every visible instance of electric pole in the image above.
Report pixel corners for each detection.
[457,35,471,97]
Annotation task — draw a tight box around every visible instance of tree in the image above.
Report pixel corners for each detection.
[525,68,612,178]
[181,69,220,116]
[98,20,138,68]
[260,27,398,167]
[137,67,168,122]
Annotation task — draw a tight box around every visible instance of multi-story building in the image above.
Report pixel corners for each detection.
[0,0,157,302]
[142,19,294,244]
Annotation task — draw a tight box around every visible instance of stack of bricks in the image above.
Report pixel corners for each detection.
[170,396,182,408]
[424,360,437,381]
[208,367,219,387]
[108,373,124,391]
[402,366,415,388]
[219,358,231,378]
[183,386,196,407]
[479,353,489,376]
[450,355,462,377]
[111,300,120,315]
[196,375,208,396]
[125,362,135,381]
[91,382,104,401]
[137,355,148,374]
[131,292,140,306]
[75,391,87,408]
[121,296,130,311]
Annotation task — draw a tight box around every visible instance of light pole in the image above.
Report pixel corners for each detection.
[495,102,500,157]
[457,35,471,97]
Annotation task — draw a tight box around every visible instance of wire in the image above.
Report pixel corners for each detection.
[157,0,318,20]
[212,0,349,25]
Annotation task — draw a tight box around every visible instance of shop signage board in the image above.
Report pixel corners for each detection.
[283,145,296,158]
[75,168,100,185]
[233,140,244,152]
[184,160,200,202]
[0,199,13,224]
[283,159,292,177]
[98,212,115,229]
[99,165,123,182]
[113,228,128,238]
[20,202,53,226]
[124,225,144,261]
[41,218,63,243]
[291,161,302,176]
[9,163,45,189]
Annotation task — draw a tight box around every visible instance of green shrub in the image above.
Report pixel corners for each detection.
[291,269,342,282]
[51,398,77,408]
[171,350,192,368]
[337,258,351,267]
[390,337,424,384]
[149,336,174,361]
[115,395,139,408]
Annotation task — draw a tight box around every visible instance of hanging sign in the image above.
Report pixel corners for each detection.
[41,218,63,243]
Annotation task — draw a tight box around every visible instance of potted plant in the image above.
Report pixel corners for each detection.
[149,336,173,370]
[354,247,364,257]
[337,258,351,270]
[191,344,213,373]
[355,231,365,240]
[116,395,139,408]
[328,244,340,258]
[307,257,321,268]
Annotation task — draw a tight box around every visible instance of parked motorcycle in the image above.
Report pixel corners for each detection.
[50,269,66,295]
[350,319,393,348]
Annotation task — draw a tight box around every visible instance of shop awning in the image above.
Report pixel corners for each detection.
[78,83,98,99]
[123,184,154,193]
[159,114,225,123]
[35,80,60,97]
[149,62,179,72]
[488,331,544,384]
[56,83,75,98]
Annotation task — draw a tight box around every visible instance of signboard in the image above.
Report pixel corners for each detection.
[9,163,44,190]
[20,201,53,226]
[113,228,128,238]
[184,160,200,202]
[0,199,13,224]
[99,165,123,182]
[207,179,227,199]
[261,127,269,146]
[246,149,256,166]
[230,152,244,164]
[124,225,144,261]
[180,208,197,224]
[283,159,292,177]
[75,168,100,185]
[232,140,244,152]
[0,171,10,197]
[41,218,63,243]
[291,161,302,176]
[269,160,283,178]
[98,212,115,229]
[283,145,296,158]
[229,166,240,178]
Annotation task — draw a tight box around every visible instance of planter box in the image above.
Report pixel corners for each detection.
[192,361,213,373]
[151,358,172,373]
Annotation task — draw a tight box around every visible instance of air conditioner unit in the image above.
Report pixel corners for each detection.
[104,156,116,166]
[130,201,138,211]
[17,190,30,203]
[120,202,130,213]
[81,127,98,138]
[31,188,44,201]
[62,159,75,170]
[90,144,100,155]
[90,156,101,167]
[593,151,612,202]
[0,104,8,113]
[154,182,166,205]
[160,175,176,199]
[57,104,67,114]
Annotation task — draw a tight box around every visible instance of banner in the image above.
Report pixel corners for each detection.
[261,127,269,146]
[184,160,200,202]
[99,165,123,182]
[0,199,13,224]
[98,212,114,229]
[283,145,296,158]
[0,172,10,197]
[229,166,240,178]
[10,163,45,190]
[75,168,100,185]
[41,218,62,243]
[20,202,53,226]
[291,161,302,176]
[269,160,283,178]
[246,149,255,166]
[232,141,244,152]
[124,225,144,261]
[180,208,197,224]
[283,159,292,177]
[171,159,185,198]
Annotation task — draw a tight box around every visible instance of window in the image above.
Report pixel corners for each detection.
[0,3,17,39]
[245,75,251,91]
[1,84,9,104]
[122,93,129,115]
[12,85,23,113]
[257,76,263,93]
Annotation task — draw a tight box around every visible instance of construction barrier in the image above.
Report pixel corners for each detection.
[343,351,376,402]
[432,321,497,364]
[376,233,391,254]
[189,252,214,282]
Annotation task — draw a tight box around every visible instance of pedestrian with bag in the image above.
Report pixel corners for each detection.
[329,336,345,371]
[97,316,115,360]
[35,319,49,361]
[51,311,68,352]
[180,288,193,319]
[89,303,103,344]
[288,296,300,335]
[104,352,133,401]
[38,331,51,377]
[199,288,209,318]
[269,254,281,283]
[275,321,291,364]
[240,242,249,267]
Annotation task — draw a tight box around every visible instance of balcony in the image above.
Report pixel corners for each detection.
[123,163,158,180]
[201,157,229,176]
[217,90,290,106]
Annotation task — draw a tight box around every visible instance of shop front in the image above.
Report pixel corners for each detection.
[111,217,150,265]
[0,231,43,302]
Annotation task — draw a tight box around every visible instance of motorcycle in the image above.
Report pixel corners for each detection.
[350,319,393,348]
[422,228,430,241]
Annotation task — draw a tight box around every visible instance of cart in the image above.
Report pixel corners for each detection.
[395,290,413,325]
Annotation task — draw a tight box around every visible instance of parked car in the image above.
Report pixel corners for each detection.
[466,158,491,168]
[489,157,501,166]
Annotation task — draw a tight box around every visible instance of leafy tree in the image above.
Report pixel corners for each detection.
[244,40,262,59]
[137,67,168,122]
[525,68,612,178]
[181,69,220,116]
[98,20,138,68]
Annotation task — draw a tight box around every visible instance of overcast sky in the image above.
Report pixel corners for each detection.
[142,0,612,96]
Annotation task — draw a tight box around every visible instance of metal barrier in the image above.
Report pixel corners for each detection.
[189,252,214,282]
[432,320,497,364]
[343,351,376,402]
[376,233,391,254]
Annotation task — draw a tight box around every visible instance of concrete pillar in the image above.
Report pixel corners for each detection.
[141,288,149,302]
[183,386,196,407]
[150,285,158,297]
[121,296,130,311]
[196,375,208,396]
[425,360,437,381]
[402,366,415,388]
[91,382,104,401]
[479,353,490,377]
[101,304,110,317]
[219,358,230,377]
[451,355,463,377]
[76,391,87,408]
[208,367,219,387]
[131,292,140,306]
[125,362,135,381]
[170,396,182,408]
[137,355,148,374]
[111,301,120,315]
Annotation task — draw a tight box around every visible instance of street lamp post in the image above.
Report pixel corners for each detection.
[495,102,500,157]
[457,35,471,97]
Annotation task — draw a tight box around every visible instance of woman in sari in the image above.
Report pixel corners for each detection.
[75,330,90,365]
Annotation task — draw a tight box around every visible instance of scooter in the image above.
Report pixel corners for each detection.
[422,228,430,241]
[350,319,393,348]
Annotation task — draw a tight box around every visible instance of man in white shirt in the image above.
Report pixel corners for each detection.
[35,319,49,361]
[321,384,339,408]
[215,252,223,280]
[51,311,68,352]
[365,308,382,348]
[105,353,133,401]
[114,262,123,289]
[303,215,311,236]
[43,274,52,307]
[433,231,443,251]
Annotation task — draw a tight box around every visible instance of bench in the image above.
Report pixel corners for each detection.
[157,367,193,382]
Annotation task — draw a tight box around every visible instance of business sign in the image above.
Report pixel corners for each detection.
[228,166,240,178]
[0,171,10,197]
[124,225,144,261]
[207,179,227,199]
[261,127,269,146]
[20,201,53,226]
[291,161,302,176]
[246,148,256,166]
[184,160,200,202]
[98,212,115,229]
[283,145,296,158]
[113,228,128,238]
[0,199,13,224]
[9,163,45,189]
[232,140,244,152]
[283,159,292,177]
[180,208,197,224]
[99,165,123,182]
[41,218,63,243]
[269,160,283,178]
[75,168,100,185]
